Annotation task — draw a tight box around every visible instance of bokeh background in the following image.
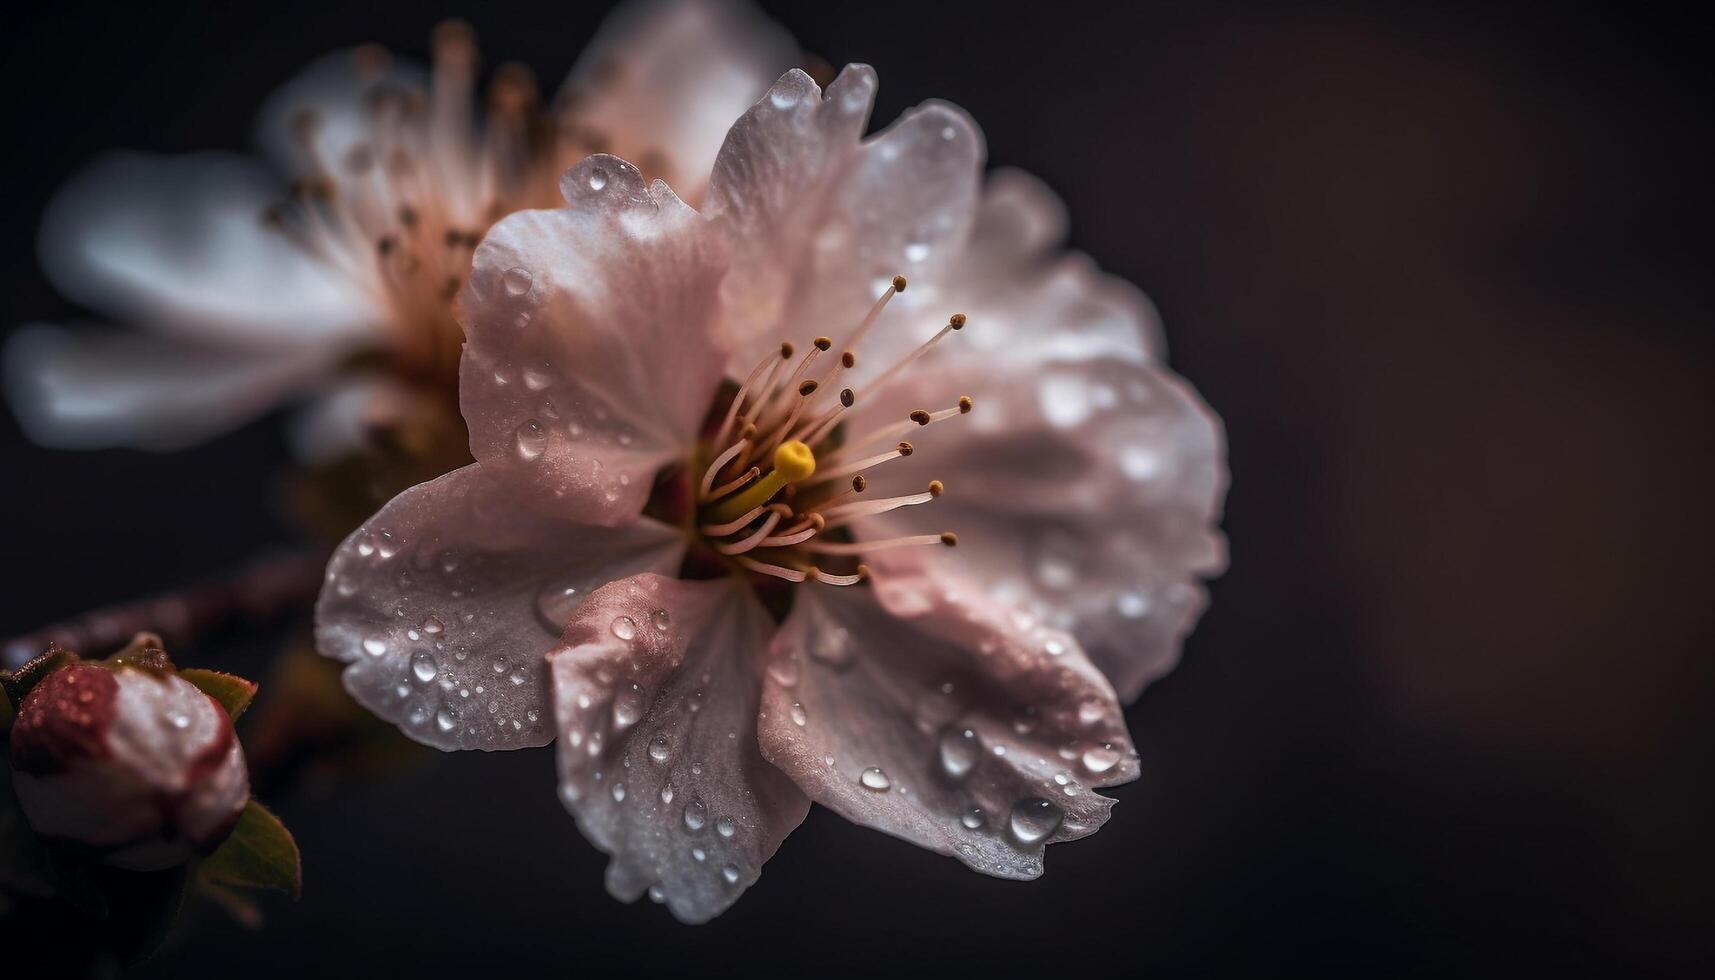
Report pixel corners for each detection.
[2,0,1710,975]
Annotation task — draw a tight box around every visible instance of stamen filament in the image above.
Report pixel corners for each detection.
[700,505,766,538]
[715,510,784,555]
[698,439,751,500]
[735,555,807,583]
[800,533,956,555]
[809,565,870,586]
[807,442,911,485]
[855,313,966,402]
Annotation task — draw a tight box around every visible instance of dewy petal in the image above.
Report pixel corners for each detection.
[550,573,807,923]
[316,464,687,751]
[37,152,381,348]
[704,65,985,366]
[458,155,730,526]
[757,571,1140,880]
[3,324,339,451]
[837,169,1226,701]
[856,355,1227,702]
[559,0,796,204]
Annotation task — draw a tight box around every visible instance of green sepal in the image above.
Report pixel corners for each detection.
[1,645,81,710]
[199,800,301,899]
[178,669,259,721]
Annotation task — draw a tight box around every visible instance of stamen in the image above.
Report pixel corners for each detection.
[795,387,855,447]
[809,565,870,586]
[809,442,911,485]
[714,509,785,555]
[714,344,793,450]
[700,505,766,538]
[698,438,751,500]
[818,482,944,531]
[801,533,956,555]
[704,465,761,503]
[735,555,807,583]
[827,397,972,464]
[856,313,967,401]
[757,513,825,548]
[836,276,906,357]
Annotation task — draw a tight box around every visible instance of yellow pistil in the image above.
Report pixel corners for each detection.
[708,440,816,524]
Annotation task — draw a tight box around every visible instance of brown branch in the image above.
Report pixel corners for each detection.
[2,550,325,669]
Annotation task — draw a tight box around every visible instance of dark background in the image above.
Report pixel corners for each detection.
[2,0,1711,975]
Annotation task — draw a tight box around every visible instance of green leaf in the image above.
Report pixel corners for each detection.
[178,669,259,720]
[199,800,301,899]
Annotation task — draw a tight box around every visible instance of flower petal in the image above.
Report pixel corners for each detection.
[757,572,1140,880]
[855,355,1227,702]
[315,463,687,751]
[559,0,796,204]
[705,66,985,365]
[550,573,807,923]
[3,324,337,450]
[38,152,380,347]
[457,155,730,525]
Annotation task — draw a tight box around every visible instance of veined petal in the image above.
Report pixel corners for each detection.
[559,0,796,205]
[3,324,337,451]
[38,152,381,347]
[705,66,986,370]
[550,573,807,923]
[457,155,730,526]
[315,463,687,751]
[757,571,1139,880]
[854,355,1227,702]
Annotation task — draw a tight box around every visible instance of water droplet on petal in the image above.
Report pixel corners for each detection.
[1009,799,1063,845]
[587,168,608,191]
[611,782,627,803]
[789,702,808,727]
[611,615,637,641]
[961,807,986,830]
[502,267,533,295]
[648,733,672,764]
[648,884,665,903]
[683,800,707,831]
[1082,743,1122,774]
[650,608,670,632]
[721,864,740,885]
[362,637,387,657]
[613,684,644,728]
[514,419,547,461]
[938,726,980,780]
[435,708,459,732]
[420,616,444,635]
[410,651,438,683]
[715,816,736,838]
[860,767,892,791]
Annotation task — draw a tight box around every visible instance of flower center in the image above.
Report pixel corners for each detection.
[685,275,968,588]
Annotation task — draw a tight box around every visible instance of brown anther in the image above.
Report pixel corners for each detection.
[839,388,855,408]
[958,395,973,413]
[813,336,832,351]
[739,422,758,440]
[444,228,464,247]
[798,380,819,397]
[939,532,959,547]
[897,441,914,457]
[441,276,461,300]
[928,480,945,497]
[377,235,399,256]
[909,410,931,425]
[780,342,795,358]
[949,313,967,330]
[841,351,856,368]
[852,475,867,492]
[857,564,872,581]
[892,274,908,292]
[352,43,392,80]
[398,205,420,229]
[807,513,826,530]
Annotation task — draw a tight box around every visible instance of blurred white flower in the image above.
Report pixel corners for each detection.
[4,0,793,457]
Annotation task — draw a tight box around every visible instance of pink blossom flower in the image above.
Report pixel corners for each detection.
[10,660,250,871]
[316,63,1225,921]
[4,0,792,456]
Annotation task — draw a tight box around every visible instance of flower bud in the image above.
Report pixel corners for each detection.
[9,659,250,870]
